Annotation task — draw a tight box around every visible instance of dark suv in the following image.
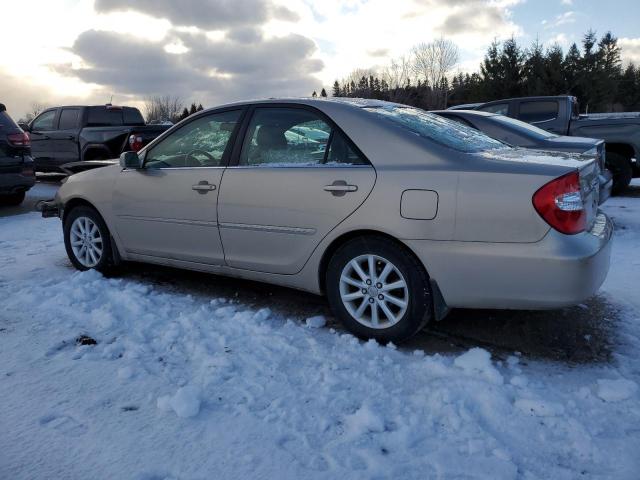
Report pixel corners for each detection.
[0,103,35,206]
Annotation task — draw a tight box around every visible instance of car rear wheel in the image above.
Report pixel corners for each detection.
[326,236,433,343]
[0,192,25,206]
[607,152,633,195]
[63,206,114,272]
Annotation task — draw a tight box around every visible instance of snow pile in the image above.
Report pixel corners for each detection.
[1,187,640,479]
[453,347,503,384]
[305,315,327,328]
[158,386,202,418]
[596,379,638,402]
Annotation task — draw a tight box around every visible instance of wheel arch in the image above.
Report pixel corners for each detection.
[318,229,450,322]
[606,142,635,159]
[318,230,428,293]
[62,196,122,266]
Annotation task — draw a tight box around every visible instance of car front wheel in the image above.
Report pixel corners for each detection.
[63,206,114,272]
[326,236,433,343]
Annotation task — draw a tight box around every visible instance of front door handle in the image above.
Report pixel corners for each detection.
[192,181,216,194]
[324,180,358,197]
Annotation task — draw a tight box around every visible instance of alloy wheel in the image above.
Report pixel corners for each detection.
[339,254,409,329]
[70,216,104,268]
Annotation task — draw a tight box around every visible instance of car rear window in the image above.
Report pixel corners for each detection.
[123,107,145,126]
[86,107,145,126]
[491,115,556,140]
[0,111,19,130]
[363,106,506,153]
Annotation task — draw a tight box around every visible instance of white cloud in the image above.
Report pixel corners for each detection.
[543,11,576,29]
[0,0,526,116]
[619,37,640,65]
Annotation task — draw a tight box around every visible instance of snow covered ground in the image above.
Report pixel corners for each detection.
[1,181,639,479]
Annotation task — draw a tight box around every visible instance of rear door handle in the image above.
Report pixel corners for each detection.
[192,181,216,194]
[324,180,358,196]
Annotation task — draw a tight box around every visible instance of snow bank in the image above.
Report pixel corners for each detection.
[1,202,640,479]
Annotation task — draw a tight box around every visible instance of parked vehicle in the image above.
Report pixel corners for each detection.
[0,103,35,206]
[20,104,172,173]
[462,95,640,194]
[41,99,612,343]
[433,109,613,204]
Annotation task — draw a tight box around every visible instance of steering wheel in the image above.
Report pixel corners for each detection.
[185,149,216,167]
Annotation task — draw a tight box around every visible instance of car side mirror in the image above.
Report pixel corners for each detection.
[19,122,30,132]
[120,151,143,169]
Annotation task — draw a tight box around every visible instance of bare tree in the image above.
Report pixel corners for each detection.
[23,102,48,122]
[381,55,412,89]
[411,38,459,108]
[144,95,184,123]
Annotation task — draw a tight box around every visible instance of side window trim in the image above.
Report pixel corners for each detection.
[228,103,371,168]
[142,107,247,169]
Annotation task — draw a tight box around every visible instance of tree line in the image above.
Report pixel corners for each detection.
[327,30,640,113]
[143,96,204,123]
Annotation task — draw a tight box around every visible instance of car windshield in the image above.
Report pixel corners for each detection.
[363,106,507,153]
[491,114,557,140]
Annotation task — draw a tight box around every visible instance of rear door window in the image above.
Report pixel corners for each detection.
[58,109,80,130]
[518,101,559,123]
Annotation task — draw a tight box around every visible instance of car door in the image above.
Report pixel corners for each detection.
[49,107,81,164]
[218,105,376,275]
[29,109,58,169]
[112,108,244,264]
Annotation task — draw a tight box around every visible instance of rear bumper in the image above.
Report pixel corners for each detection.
[0,173,36,194]
[39,199,61,218]
[405,212,613,310]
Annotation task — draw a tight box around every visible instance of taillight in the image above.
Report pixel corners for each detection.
[7,132,30,147]
[532,170,586,235]
[129,134,143,152]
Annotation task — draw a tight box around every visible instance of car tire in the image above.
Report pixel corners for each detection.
[63,206,115,273]
[0,191,26,206]
[326,236,433,343]
[607,152,633,195]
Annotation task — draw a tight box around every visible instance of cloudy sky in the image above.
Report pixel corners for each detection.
[1,0,639,118]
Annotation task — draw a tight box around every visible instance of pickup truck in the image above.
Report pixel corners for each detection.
[20,104,171,173]
[464,95,640,194]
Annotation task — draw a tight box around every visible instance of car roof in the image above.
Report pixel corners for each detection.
[205,97,407,112]
[433,109,497,117]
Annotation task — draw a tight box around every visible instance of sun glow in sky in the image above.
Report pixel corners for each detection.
[1,0,639,118]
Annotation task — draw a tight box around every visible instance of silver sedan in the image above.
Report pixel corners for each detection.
[43,98,613,343]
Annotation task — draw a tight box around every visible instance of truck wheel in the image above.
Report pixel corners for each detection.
[607,152,633,195]
[325,236,433,343]
[0,192,25,206]
[63,206,115,273]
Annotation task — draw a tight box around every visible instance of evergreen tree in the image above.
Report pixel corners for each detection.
[179,107,190,120]
[312,90,317,97]
[332,80,341,97]
[545,44,566,95]
[320,88,328,97]
[523,39,546,96]
[597,32,622,111]
[189,103,197,115]
[500,37,525,97]
[197,104,204,111]
[564,43,583,101]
